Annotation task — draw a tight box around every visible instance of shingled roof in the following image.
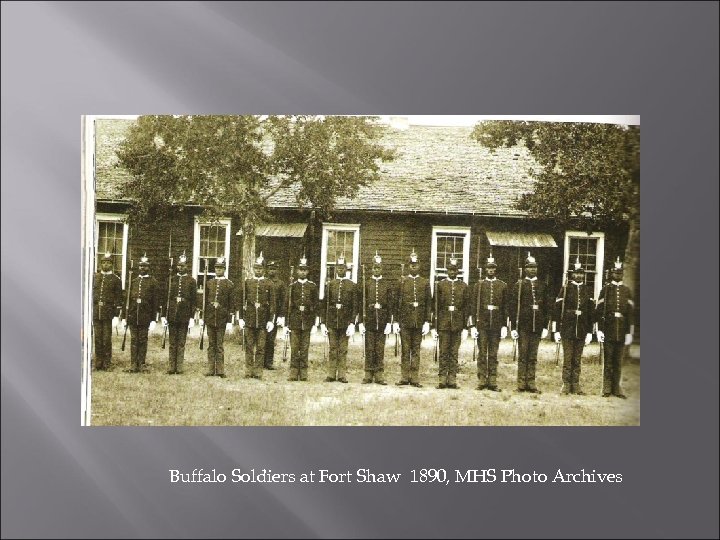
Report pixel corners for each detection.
[95,118,538,216]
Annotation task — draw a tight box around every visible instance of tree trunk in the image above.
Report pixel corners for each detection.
[241,218,256,282]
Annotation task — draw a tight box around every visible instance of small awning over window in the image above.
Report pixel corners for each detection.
[237,223,308,238]
[486,231,558,248]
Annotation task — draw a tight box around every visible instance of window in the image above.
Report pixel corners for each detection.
[95,213,128,287]
[431,226,471,291]
[319,223,360,298]
[564,231,605,299]
[193,218,231,284]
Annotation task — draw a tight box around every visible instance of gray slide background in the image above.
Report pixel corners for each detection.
[2,2,718,538]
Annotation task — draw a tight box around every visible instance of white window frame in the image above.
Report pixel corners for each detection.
[193,217,232,281]
[564,231,605,299]
[431,226,471,293]
[319,223,360,298]
[95,212,129,288]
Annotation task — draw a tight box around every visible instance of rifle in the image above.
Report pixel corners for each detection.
[361,264,366,363]
[199,261,207,350]
[282,265,294,362]
[556,273,567,366]
[121,260,134,351]
[433,274,440,364]
[162,250,173,350]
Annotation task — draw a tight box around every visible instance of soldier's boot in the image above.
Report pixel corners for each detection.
[447,372,458,389]
[375,370,387,385]
[602,363,613,397]
[299,368,308,381]
[526,361,540,393]
[612,367,626,398]
[437,375,447,389]
[561,383,571,395]
[516,360,527,391]
[487,362,500,391]
[362,370,373,384]
[287,367,299,381]
[477,363,488,390]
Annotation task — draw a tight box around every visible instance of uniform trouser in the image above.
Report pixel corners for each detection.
[244,327,266,377]
[93,319,113,369]
[264,326,278,368]
[561,338,585,391]
[477,328,501,386]
[327,328,349,379]
[206,325,226,375]
[129,325,149,371]
[439,330,462,384]
[400,328,423,383]
[517,331,542,390]
[289,329,311,380]
[168,322,188,373]
[364,330,387,381]
[603,340,625,395]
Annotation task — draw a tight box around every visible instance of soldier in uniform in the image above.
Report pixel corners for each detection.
[434,258,470,389]
[203,257,235,378]
[553,258,594,394]
[284,256,319,381]
[161,252,197,375]
[395,251,432,388]
[320,256,357,383]
[238,254,276,380]
[358,252,394,385]
[124,254,160,373]
[263,260,286,370]
[93,252,123,371]
[469,254,508,391]
[509,253,550,393]
[595,257,635,398]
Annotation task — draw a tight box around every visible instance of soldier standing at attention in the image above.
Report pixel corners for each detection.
[434,258,470,389]
[321,255,357,383]
[93,252,123,371]
[469,254,508,391]
[509,253,550,393]
[595,257,635,398]
[124,254,160,373]
[285,256,319,382]
[358,252,394,385]
[162,252,196,375]
[203,256,235,378]
[238,254,276,380]
[553,258,594,395]
[264,260,286,370]
[395,251,432,388]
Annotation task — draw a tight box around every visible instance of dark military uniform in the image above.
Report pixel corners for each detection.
[264,271,286,369]
[435,276,470,388]
[323,274,357,382]
[240,276,275,379]
[127,265,160,372]
[554,278,594,394]
[359,273,395,384]
[286,276,319,381]
[92,268,123,370]
[396,274,432,386]
[509,274,551,392]
[166,269,197,374]
[596,277,634,397]
[470,275,508,389]
[204,275,235,377]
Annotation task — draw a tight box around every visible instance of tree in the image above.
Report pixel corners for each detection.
[471,121,640,301]
[116,115,395,277]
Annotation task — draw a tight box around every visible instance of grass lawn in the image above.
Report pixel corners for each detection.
[90,328,640,426]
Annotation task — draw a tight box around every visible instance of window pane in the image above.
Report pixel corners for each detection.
[199,223,228,277]
[435,233,465,277]
[569,237,598,293]
[96,221,124,273]
[326,229,355,278]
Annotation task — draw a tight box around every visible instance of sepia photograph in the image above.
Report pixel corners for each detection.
[82,114,640,426]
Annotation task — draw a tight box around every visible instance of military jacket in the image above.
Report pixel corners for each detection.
[286,279,319,331]
[470,278,508,331]
[359,276,395,331]
[93,271,123,321]
[396,275,432,329]
[268,277,287,319]
[553,281,593,339]
[323,278,357,329]
[166,273,197,323]
[435,278,470,331]
[240,277,275,329]
[508,277,551,334]
[127,274,160,326]
[595,281,634,341]
[205,277,236,327]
